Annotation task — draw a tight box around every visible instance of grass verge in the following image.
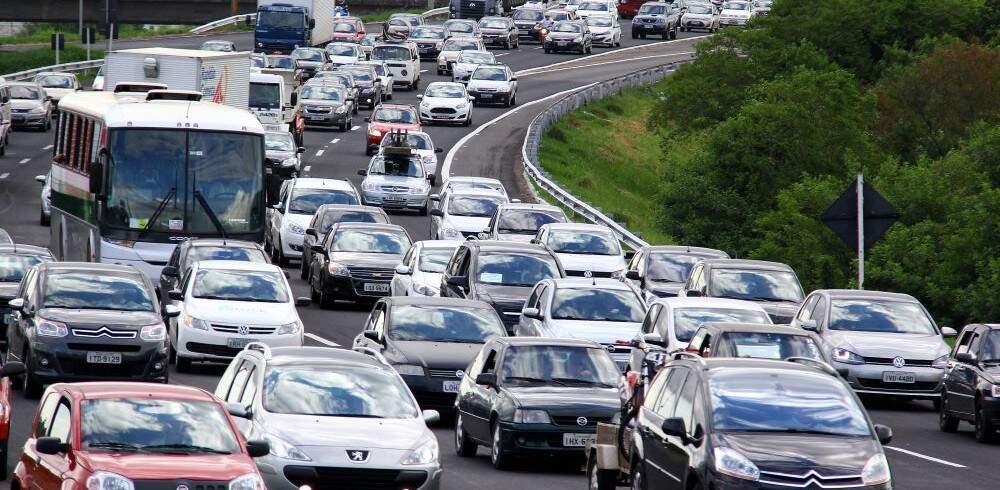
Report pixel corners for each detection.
[0,24,203,46]
[536,79,672,244]
[0,46,105,77]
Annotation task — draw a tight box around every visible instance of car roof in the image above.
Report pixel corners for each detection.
[700,258,794,272]
[59,382,215,401]
[194,260,282,273]
[413,239,462,248]
[466,240,551,254]
[384,296,493,309]
[657,297,771,312]
[40,261,141,275]
[499,202,563,212]
[445,188,507,199]
[264,346,386,368]
[291,177,355,191]
[376,103,418,111]
[316,204,385,215]
[497,337,601,348]
[331,222,407,232]
[680,357,832,375]
[642,245,729,257]
[815,289,919,303]
[447,176,503,185]
[541,222,614,233]
[4,81,42,88]
[0,244,52,256]
[428,81,465,88]
[550,277,633,290]
[699,322,807,335]
[34,72,77,78]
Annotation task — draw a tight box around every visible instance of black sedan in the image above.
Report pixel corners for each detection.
[353,296,507,412]
[300,204,390,280]
[454,337,622,469]
[307,222,411,307]
[940,323,1000,442]
[0,244,54,346]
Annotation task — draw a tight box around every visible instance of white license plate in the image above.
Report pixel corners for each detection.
[86,351,122,364]
[480,94,493,99]
[882,371,916,383]
[563,433,595,447]
[383,195,405,202]
[643,25,653,29]
[227,337,257,349]
[307,115,327,120]
[363,282,390,293]
[557,41,568,46]
[443,380,460,393]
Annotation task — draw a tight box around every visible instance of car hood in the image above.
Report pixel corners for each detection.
[645,282,683,298]
[443,215,490,233]
[548,31,582,40]
[984,365,1000,383]
[301,97,347,108]
[423,96,468,108]
[411,270,443,289]
[824,331,948,360]
[494,232,535,243]
[79,452,254,481]
[296,61,324,69]
[282,212,313,229]
[329,252,404,268]
[364,174,426,188]
[37,308,161,327]
[554,253,625,273]
[453,62,482,73]
[0,283,20,300]
[11,99,43,110]
[634,14,664,22]
[370,121,421,133]
[264,413,429,450]
[266,150,296,162]
[475,284,531,304]
[589,26,613,34]
[186,299,296,326]
[721,9,751,16]
[328,55,359,65]
[390,340,485,370]
[685,13,715,19]
[717,432,877,476]
[440,50,464,60]
[546,319,642,344]
[467,80,510,91]
[504,386,619,411]
[481,27,508,34]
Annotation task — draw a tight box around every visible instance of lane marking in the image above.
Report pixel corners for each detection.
[884,446,966,468]
[0,173,8,180]
[420,69,428,73]
[19,158,31,164]
[42,144,53,150]
[330,138,341,144]
[304,165,312,172]
[305,332,341,347]
[495,53,510,57]
[520,52,693,78]
[351,125,360,131]
[533,46,544,50]
[315,149,325,157]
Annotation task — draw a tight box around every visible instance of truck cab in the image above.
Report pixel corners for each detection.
[255,3,313,53]
[450,0,521,19]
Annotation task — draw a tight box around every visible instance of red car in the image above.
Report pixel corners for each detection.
[13,382,270,490]
[0,361,25,480]
[618,0,644,17]
[365,103,422,154]
[331,17,366,43]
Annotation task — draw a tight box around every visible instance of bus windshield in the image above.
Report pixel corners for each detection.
[104,129,264,235]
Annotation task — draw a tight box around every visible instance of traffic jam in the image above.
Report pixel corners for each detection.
[0,0,989,489]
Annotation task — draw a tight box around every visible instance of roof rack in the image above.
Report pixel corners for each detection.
[352,345,389,365]
[383,129,415,157]
[672,351,707,365]
[785,357,845,377]
[244,342,272,360]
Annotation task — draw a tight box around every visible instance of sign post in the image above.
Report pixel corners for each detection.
[51,33,65,65]
[821,174,899,289]
[856,173,864,289]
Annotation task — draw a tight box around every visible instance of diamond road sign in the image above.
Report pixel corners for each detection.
[821,177,899,252]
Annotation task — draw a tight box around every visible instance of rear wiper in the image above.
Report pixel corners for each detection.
[88,441,141,452]
[138,187,177,238]
[142,443,231,454]
[193,190,228,238]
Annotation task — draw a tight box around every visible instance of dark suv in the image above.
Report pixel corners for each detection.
[6,262,178,398]
[439,240,564,334]
[678,259,804,324]
[307,222,412,307]
[0,244,54,347]
[940,323,1000,442]
[631,356,894,489]
[631,1,680,39]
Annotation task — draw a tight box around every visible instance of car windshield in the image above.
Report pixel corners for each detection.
[551,288,645,322]
[550,12,572,21]
[301,85,344,101]
[477,253,560,286]
[269,57,296,69]
[0,254,48,282]
[546,230,620,255]
[498,209,566,234]
[710,368,871,436]
[444,39,479,51]
[426,85,465,98]
[373,45,411,61]
[418,247,456,273]
[553,22,582,32]
[333,229,409,253]
[292,49,324,62]
[709,269,804,302]
[192,269,288,302]
[689,5,714,14]
[447,22,475,33]
[342,69,373,82]
[374,107,418,123]
[723,1,749,10]
[410,27,444,39]
[369,63,387,75]
[368,156,424,177]
[334,22,357,33]
[638,4,666,14]
[383,133,432,150]
[981,331,1000,362]
[328,45,358,56]
[579,2,608,10]
[266,133,296,152]
[186,246,267,265]
[42,272,153,311]
[362,36,377,46]
[587,17,613,27]
[289,188,359,214]
[514,9,545,21]
[828,299,937,334]
[719,332,823,360]
[472,67,507,81]
[673,307,771,342]
[646,253,712,283]
[81,399,240,454]
[259,10,303,29]
[264,366,419,418]
[250,82,281,109]
[319,210,387,232]
[448,181,504,194]
[458,52,495,64]
[10,86,43,99]
[389,305,505,342]
[501,345,620,387]
[448,196,504,217]
[481,19,508,29]
[36,75,74,88]
[251,56,266,68]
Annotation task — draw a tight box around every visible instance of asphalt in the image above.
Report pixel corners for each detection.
[1,22,997,490]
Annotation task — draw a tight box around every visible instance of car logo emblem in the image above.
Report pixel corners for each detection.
[576,417,588,427]
[237,325,250,336]
[892,356,905,368]
[470,2,476,6]
[347,449,371,463]
[583,270,593,278]
[456,370,465,378]
[605,345,616,353]
[177,484,189,490]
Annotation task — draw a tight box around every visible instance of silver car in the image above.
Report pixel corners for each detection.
[360,150,432,214]
[7,82,52,130]
[217,345,442,490]
[790,289,957,402]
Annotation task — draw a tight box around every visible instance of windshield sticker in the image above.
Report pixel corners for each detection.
[128,218,149,229]
[169,219,184,231]
[479,272,502,283]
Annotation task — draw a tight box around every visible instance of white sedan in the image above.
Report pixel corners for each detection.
[417,82,474,126]
[437,37,486,74]
[391,240,461,296]
[430,188,508,240]
[586,14,621,46]
[326,42,365,66]
[452,50,496,83]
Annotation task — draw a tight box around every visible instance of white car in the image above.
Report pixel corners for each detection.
[167,260,307,371]
[266,177,362,265]
[515,277,647,370]
[360,151,432,214]
[430,188,508,240]
[560,0,584,12]
[359,59,395,100]
[485,202,568,242]
[417,82,474,126]
[437,37,486,75]
[633,297,773,357]
[440,176,509,199]
[444,19,482,39]
[533,222,626,277]
[326,42,365,66]
[378,130,443,184]
[452,50,497,83]
[372,41,421,90]
[586,13,621,46]
[575,0,617,19]
[32,72,80,108]
[681,2,720,32]
[35,169,51,226]
[391,240,461,296]
[719,0,754,26]
[466,63,518,107]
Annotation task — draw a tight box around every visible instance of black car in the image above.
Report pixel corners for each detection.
[0,245,54,347]
[631,1,680,39]
[511,7,547,41]
[439,240,565,333]
[408,25,449,59]
[543,20,593,54]
[158,239,269,302]
[454,337,622,468]
[624,245,729,301]
[338,64,383,108]
[354,296,506,412]
[685,322,827,362]
[300,204,390,279]
[679,258,804,323]
[479,16,519,49]
[940,323,1000,442]
[308,222,412,307]
[631,357,894,489]
[6,262,179,398]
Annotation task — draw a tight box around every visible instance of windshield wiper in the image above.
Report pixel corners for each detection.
[142,443,231,454]
[505,376,566,386]
[193,190,227,239]
[737,428,856,437]
[551,377,615,387]
[326,413,385,418]
[88,441,141,452]
[138,187,177,238]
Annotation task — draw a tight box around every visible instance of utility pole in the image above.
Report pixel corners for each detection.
[232,0,239,16]
[856,173,865,290]
[79,0,84,37]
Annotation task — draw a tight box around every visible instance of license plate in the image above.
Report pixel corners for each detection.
[563,433,595,447]
[643,25,652,29]
[480,94,493,99]
[86,351,122,364]
[307,115,327,120]
[420,47,430,52]
[882,371,916,384]
[443,380,460,393]
[227,337,257,349]
[363,282,390,293]
[383,195,405,202]
[557,41,567,46]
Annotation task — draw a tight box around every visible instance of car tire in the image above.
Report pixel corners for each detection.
[318,285,336,309]
[413,78,420,91]
[455,413,478,457]
[939,393,960,433]
[588,455,616,490]
[44,117,52,131]
[587,44,593,53]
[975,401,997,443]
[670,27,678,39]
[463,114,472,127]
[176,355,192,373]
[310,280,321,303]
[341,121,349,132]
[491,422,512,470]
[168,340,177,365]
[631,461,647,490]
[680,26,686,32]
[438,68,444,75]
[40,210,49,226]
[631,31,638,39]
[544,48,551,53]
[23,352,43,400]
[511,93,516,106]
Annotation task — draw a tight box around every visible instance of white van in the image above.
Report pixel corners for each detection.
[371,41,421,90]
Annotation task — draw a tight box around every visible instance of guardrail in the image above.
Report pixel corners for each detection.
[1,59,104,82]
[190,13,257,34]
[520,62,688,250]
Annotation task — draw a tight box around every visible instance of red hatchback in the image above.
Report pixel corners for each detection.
[365,103,422,154]
[13,382,269,490]
[0,361,25,480]
[331,17,366,43]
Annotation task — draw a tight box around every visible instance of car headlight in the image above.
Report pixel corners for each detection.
[932,354,949,369]
[275,321,302,335]
[413,283,438,296]
[140,324,166,342]
[441,226,463,239]
[456,103,467,110]
[832,347,865,365]
[422,154,436,165]
[228,473,264,490]
[401,437,439,465]
[327,263,351,276]
[280,157,298,168]
[394,364,425,376]
[266,433,312,461]
[368,127,382,137]
[87,471,135,490]
[992,384,1000,398]
[513,409,551,424]
[181,314,210,331]
[362,181,379,192]
[286,222,305,235]
[256,42,263,47]
[37,318,68,337]
[861,454,891,485]
[30,106,46,114]
[714,447,759,481]
[335,105,348,113]
[574,36,583,43]
[436,42,443,49]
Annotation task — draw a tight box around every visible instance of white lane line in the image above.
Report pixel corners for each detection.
[884,446,966,468]
[520,52,693,78]
[330,138,341,144]
[533,46,544,50]
[351,125,360,131]
[305,332,341,347]
[420,69,428,73]
[495,53,510,57]
[19,158,31,164]
[315,149,325,157]
[304,165,312,172]
[42,144,53,150]
[0,173,8,180]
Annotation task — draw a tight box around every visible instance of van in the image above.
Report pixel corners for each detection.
[0,84,10,156]
[371,41,421,90]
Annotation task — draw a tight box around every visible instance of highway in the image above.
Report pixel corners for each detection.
[0,21,996,489]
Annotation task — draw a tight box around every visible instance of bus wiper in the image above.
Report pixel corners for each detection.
[138,187,176,238]
[193,190,228,238]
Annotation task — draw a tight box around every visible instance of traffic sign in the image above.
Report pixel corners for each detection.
[50,33,65,50]
[821,176,899,252]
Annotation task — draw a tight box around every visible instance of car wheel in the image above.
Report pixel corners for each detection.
[168,340,177,365]
[455,413,478,457]
[939,392,960,433]
[640,33,647,39]
[631,31,638,39]
[544,48,551,53]
[631,461,647,490]
[491,422,511,470]
[176,355,192,373]
[412,78,420,91]
[23,351,43,399]
[463,114,472,127]
[430,173,437,186]
[319,287,336,309]
[680,26,686,32]
[310,279,321,303]
[299,256,310,280]
[341,121,349,132]
[438,68,444,75]
[45,117,52,131]
[587,44,593,53]
[353,105,359,115]
[511,93,516,106]
[40,210,49,226]
[975,401,997,443]
[272,240,288,267]
[671,27,678,39]
[588,455,616,490]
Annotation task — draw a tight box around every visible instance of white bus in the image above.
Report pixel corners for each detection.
[49,88,268,278]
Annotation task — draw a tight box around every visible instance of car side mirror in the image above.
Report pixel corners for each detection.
[874,424,893,445]
[642,332,664,347]
[163,305,181,318]
[475,372,496,387]
[429,193,441,201]
[956,351,976,364]
[35,437,68,455]
[297,147,306,153]
[422,409,441,424]
[358,169,368,176]
[311,244,326,254]
[661,417,687,440]
[295,297,311,307]
[468,95,476,101]
[89,160,105,197]
[363,329,384,344]
[35,174,47,184]
[161,266,178,277]
[7,298,24,312]
[799,319,818,332]
[245,439,270,458]
[0,361,25,378]
[510,76,517,81]
[625,270,640,280]
[167,290,183,301]
[430,209,444,217]
[686,290,703,297]
[305,228,318,238]
[395,264,412,275]
[941,326,958,337]
[521,307,542,319]
[435,148,443,153]
[226,402,251,419]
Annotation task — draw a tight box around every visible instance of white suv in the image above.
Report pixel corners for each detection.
[372,41,421,90]
[467,63,518,107]
[266,177,362,265]
[418,82,474,126]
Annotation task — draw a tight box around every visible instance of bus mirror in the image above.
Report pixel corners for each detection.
[89,161,105,197]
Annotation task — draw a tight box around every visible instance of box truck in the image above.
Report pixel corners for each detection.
[249,70,305,145]
[103,48,250,110]
[254,0,337,54]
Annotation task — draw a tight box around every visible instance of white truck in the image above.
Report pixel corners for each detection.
[254,0,337,53]
[102,48,251,110]
[249,70,304,146]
